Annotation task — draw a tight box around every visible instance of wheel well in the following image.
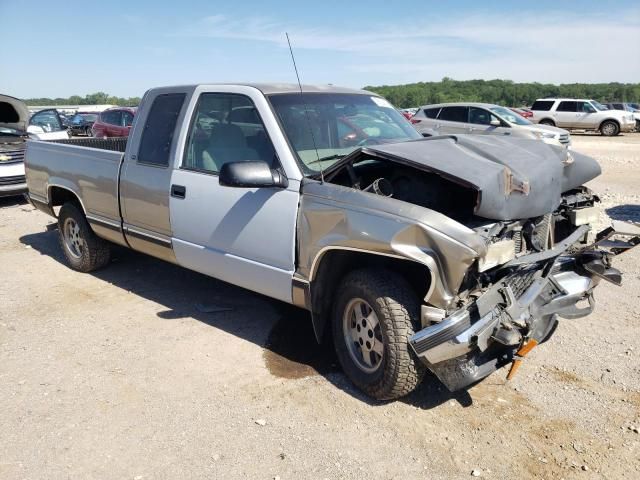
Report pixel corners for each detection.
[309,249,432,342]
[540,118,555,125]
[599,118,620,130]
[49,186,83,214]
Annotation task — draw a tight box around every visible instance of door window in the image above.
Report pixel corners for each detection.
[556,101,577,112]
[577,102,596,113]
[101,110,122,125]
[438,106,468,123]
[137,93,186,167]
[468,107,498,125]
[122,111,134,127]
[183,93,276,174]
[531,100,554,111]
[30,110,63,132]
[423,107,441,119]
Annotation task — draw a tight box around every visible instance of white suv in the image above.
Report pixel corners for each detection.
[530,98,635,136]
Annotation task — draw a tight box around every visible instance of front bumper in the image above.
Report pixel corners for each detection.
[620,121,636,132]
[409,222,640,391]
[0,180,28,198]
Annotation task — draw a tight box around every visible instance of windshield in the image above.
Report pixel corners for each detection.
[268,93,421,174]
[489,106,531,126]
[591,101,608,111]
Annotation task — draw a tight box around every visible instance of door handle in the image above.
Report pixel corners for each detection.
[171,184,186,199]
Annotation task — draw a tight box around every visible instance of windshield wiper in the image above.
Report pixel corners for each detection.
[307,154,346,165]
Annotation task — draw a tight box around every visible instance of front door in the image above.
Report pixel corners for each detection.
[169,90,299,303]
[575,101,598,128]
[467,107,511,136]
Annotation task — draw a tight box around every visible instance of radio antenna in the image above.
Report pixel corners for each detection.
[286,32,324,183]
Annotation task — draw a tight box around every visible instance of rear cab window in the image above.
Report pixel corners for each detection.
[137,93,186,167]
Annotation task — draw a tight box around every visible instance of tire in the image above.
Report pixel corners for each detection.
[85,127,92,137]
[332,268,425,400]
[600,120,619,136]
[539,119,555,126]
[57,202,111,272]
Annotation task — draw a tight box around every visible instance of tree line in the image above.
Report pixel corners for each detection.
[24,92,141,107]
[364,78,640,108]
[23,79,640,109]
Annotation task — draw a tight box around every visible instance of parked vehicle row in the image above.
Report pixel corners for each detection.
[410,102,571,147]
[24,83,640,401]
[530,98,636,136]
[1,94,71,198]
[68,112,98,137]
[91,107,136,138]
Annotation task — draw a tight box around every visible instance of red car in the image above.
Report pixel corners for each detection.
[509,107,533,119]
[91,107,137,138]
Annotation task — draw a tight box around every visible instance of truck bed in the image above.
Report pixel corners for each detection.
[25,138,125,228]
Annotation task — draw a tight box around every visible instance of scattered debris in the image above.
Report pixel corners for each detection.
[255,419,267,426]
[471,469,482,477]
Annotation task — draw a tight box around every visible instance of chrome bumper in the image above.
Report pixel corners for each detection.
[409,268,596,365]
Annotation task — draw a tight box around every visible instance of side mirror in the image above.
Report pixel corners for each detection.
[219,161,288,189]
[490,118,501,127]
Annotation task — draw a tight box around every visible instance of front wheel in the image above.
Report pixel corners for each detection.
[85,127,92,137]
[600,121,619,136]
[332,269,425,400]
[58,202,111,272]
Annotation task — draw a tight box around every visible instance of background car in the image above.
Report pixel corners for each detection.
[411,102,571,147]
[68,112,98,136]
[529,98,635,136]
[91,107,136,138]
[28,109,70,140]
[605,103,640,129]
[509,107,533,119]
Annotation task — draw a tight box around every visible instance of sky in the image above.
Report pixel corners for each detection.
[1,0,639,99]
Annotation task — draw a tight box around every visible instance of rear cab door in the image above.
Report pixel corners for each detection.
[119,88,191,262]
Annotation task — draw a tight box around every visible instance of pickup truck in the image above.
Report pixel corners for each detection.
[25,84,639,400]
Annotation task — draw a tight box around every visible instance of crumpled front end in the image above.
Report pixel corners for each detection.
[409,220,640,391]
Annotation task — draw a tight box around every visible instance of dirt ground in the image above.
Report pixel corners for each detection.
[1,134,639,480]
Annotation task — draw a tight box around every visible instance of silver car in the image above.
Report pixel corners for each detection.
[412,102,571,147]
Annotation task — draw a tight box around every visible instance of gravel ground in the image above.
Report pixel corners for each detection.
[1,134,639,480]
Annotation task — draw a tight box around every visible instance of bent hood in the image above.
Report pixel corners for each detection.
[0,94,29,132]
[362,135,601,221]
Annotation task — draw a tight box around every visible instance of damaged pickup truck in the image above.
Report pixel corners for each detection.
[25,84,640,400]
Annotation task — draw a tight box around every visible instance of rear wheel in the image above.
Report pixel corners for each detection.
[600,120,619,136]
[58,202,111,272]
[539,119,555,126]
[85,127,92,137]
[332,269,425,400]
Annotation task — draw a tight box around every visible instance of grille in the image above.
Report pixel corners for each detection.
[0,149,26,164]
[0,175,26,186]
[512,229,524,254]
[505,267,539,298]
[559,134,570,144]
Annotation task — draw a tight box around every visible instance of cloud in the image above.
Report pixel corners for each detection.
[173,9,640,84]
